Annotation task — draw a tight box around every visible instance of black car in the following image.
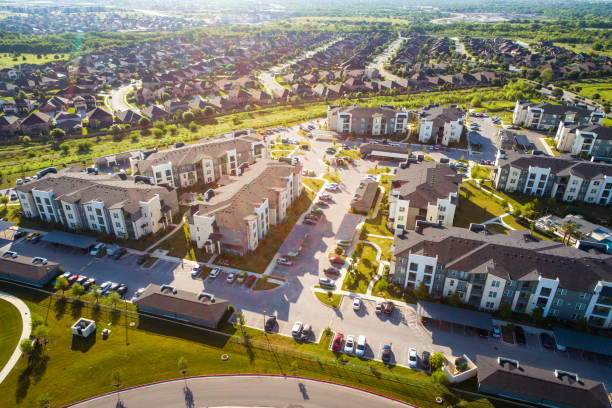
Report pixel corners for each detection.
[116,284,128,296]
[30,234,41,243]
[136,255,146,265]
[540,332,555,350]
[264,315,277,332]
[13,230,25,239]
[421,351,431,370]
[113,248,127,259]
[514,325,526,345]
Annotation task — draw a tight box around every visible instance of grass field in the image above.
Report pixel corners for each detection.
[0,53,68,69]
[0,299,22,373]
[315,292,342,308]
[454,180,508,228]
[0,284,497,408]
[567,77,612,105]
[342,243,379,294]
[302,177,324,192]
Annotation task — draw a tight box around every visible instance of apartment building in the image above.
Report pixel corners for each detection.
[512,100,604,130]
[418,106,464,146]
[15,166,179,240]
[187,160,302,256]
[555,123,612,158]
[392,225,612,328]
[494,152,612,205]
[327,105,409,136]
[131,135,265,188]
[388,163,461,233]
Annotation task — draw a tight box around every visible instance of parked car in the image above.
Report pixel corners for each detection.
[90,243,106,256]
[116,284,128,296]
[325,183,338,191]
[319,193,332,201]
[226,272,237,283]
[332,333,344,351]
[383,301,394,314]
[191,264,203,278]
[326,148,337,154]
[355,335,366,357]
[303,219,316,225]
[209,268,221,279]
[13,230,25,239]
[276,256,293,266]
[26,232,40,241]
[299,324,312,341]
[136,255,146,265]
[324,266,340,275]
[439,157,450,164]
[381,344,392,363]
[319,277,335,288]
[75,275,87,285]
[244,274,257,287]
[265,315,277,332]
[99,281,113,293]
[375,301,383,314]
[408,348,418,368]
[236,271,247,284]
[328,256,344,265]
[311,207,324,215]
[291,321,303,338]
[540,332,555,350]
[131,288,145,302]
[67,274,79,286]
[421,351,431,370]
[353,297,361,311]
[83,277,95,289]
[113,247,127,259]
[343,335,355,354]
[514,325,526,345]
[492,326,501,338]
[109,282,120,292]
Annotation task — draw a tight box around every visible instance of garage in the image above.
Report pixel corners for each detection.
[41,230,98,251]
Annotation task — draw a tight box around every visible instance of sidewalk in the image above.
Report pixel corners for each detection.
[0,291,31,385]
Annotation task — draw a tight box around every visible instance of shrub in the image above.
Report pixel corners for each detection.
[152,128,164,138]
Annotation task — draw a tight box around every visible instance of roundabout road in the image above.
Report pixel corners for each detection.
[67,374,416,408]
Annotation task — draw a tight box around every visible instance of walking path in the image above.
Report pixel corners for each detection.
[0,291,31,385]
[144,216,185,253]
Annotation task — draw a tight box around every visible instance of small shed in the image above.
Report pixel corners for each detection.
[71,318,96,338]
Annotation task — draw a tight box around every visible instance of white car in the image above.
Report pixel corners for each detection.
[291,321,303,338]
[325,183,338,191]
[355,335,366,357]
[352,297,361,311]
[344,335,355,354]
[191,265,202,278]
[226,272,236,283]
[209,268,221,279]
[408,348,418,368]
[89,242,106,256]
[99,281,112,292]
[131,288,146,302]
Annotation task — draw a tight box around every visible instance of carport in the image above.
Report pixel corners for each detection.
[514,134,536,151]
[41,230,98,251]
[417,300,493,335]
[553,327,612,362]
[0,220,14,239]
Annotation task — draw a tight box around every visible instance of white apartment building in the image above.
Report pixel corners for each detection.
[555,123,612,159]
[327,105,409,136]
[418,106,464,146]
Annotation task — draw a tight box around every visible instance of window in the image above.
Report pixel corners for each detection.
[491,280,501,288]
[503,290,512,297]
[459,271,468,279]
[449,280,455,287]
[399,207,405,212]
[488,291,497,298]
[424,265,433,274]
[67,213,73,220]
[554,298,563,307]
[409,263,418,271]
[113,213,118,219]
[579,292,588,299]
[594,181,600,186]
[572,179,579,185]
[115,222,121,228]
[439,206,446,212]
[65,204,70,210]
[549,309,559,317]
[485,301,494,309]
[575,303,585,311]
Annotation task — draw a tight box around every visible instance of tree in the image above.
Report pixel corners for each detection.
[110,124,122,141]
[89,284,101,303]
[562,221,578,245]
[531,306,544,323]
[19,338,35,359]
[54,276,68,295]
[182,111,194,123]
[448,291,461,307]
[33,324,49,350]
[203,106,214,116]
[50,128,66,140]
[499,302,512,319]
[178,356,188,382]
[0,196,8,210]
[31,312,43,330]
[22,135,31,145]
[552,88,563,99]
[540,68,554,83]
[60,143,70,154]
[108,291,121,308]
[138,117,150,127]
[37,394,52,408]
[430,352,445,371]
[237,310,246,335]
[70,282,85,298]
[152,128,164,138]
[413,281,429,300]
[470,95,482,108]
[153,120,166,130]
[432,369,449,386]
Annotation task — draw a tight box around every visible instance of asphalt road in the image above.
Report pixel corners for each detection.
[108,82,140,113]
[367,36,405,83]
[68,375,411,408]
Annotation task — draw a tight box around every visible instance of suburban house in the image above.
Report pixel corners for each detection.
[392,224,612,329]
[388,163,461,233]
[115,109,143,125]
[327,105,409,136]
[187,160,302,256]
[494,152,612,205]
[15,165,179,240]
[142,104,171,122]
[0,114,20,136]
[418,106,464,146]
[86,107,114,129]
[350,179,379,214]
[131,135,265,188]
[54,112,82,133]
[476,355,611,408]
[0,252,60,288]
[512,101,604,130]
[20,111,52,135]
[133,284,230,328]
[555,123,612,158]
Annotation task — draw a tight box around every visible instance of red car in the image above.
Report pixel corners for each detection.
[324,267,340,275]
[329,256,344,265]
[67,274,78,286]
[332,333,344,351]
[244,274,257,287]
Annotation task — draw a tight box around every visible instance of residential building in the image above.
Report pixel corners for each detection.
[476,355,611,408]
[513,101,604,130]
[350,180,379,214]
[388,163,461,232]
[327,105,408,136]
[0,114,20,136]
[0,252,60,288]
[131,135,265,188]
[15,165,179,240]
[494,152,612,205]
[555,123,612,158]
[187,160,302,256]
[392,224,612,328]
[133,284,230,328]
[418,106,464,146]
[20,111,52,135]
[86,107,113,129]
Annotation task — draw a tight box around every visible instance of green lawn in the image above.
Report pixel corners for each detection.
[362,175,393,237]
[366,236,393,262]
[322,173,341,184]
[366,166,392,175]
[216,192,314,273]
[485,224,510,235]
[470,165,492,180]
[0,299,22,373]
[0,53,67,69]
[302,177,324,192]
[342,243,379,294]
[454,180,508,228]
[153,223,213,263]
[0,285,497,408]
[566,77,612,105]
[315,292,342,308]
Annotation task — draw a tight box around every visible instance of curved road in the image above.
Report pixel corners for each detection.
[366,36,406,83]
[107,81,141,114]
[68,375,414,408]
[0,291,31,384]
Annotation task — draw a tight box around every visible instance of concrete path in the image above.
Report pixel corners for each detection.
[144,216,185,253]
[0,291,31,385]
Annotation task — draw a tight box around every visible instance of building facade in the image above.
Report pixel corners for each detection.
[418,106,464,146]
[392,225,612,328]
[555,123,612,159]
[494,152,612,205]
[327,105,409,136]
[16,166,179,239]
[513,100,604,130]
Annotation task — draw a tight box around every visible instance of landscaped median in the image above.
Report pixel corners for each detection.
[342,242,379,294]
[315,291,342,308]
[0,284,499,408]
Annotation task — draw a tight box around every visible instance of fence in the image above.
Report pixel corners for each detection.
[0,279,531,408]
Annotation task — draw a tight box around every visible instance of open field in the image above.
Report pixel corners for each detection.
[0,299,22,373]
[0,53,68,69]
[0,284,497,408]
[566,77,612,105]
